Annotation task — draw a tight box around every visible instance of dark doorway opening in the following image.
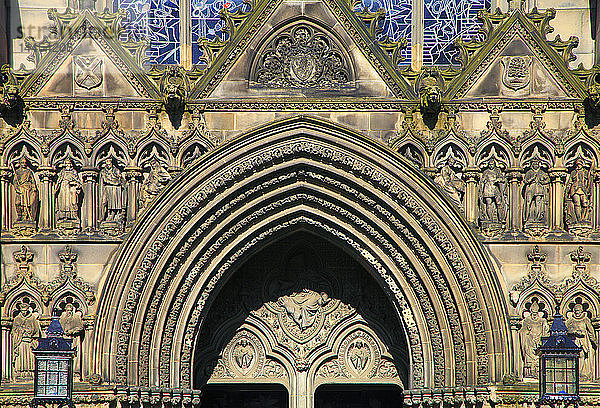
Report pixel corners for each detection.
[201,384,289,408]
[314,384,403,408]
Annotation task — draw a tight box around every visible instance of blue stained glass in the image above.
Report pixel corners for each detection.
[115,0,180,65]
[355,0,412,64]
[423,0,489,65]
[191,0,250,64]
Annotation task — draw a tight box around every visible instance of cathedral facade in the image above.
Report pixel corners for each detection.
[0,0,599,406]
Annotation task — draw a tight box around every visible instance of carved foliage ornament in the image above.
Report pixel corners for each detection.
[252,24,353,89]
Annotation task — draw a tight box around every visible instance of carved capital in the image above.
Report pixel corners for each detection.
[125,166,143,182]
[463,167,480,182]
[549,167,568,183]
[81,167,99,183]
[506,168,523,182]
[37,166,55,182]
[0,165,12,181]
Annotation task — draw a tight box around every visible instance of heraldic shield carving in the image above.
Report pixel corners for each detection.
[500,56,532,92]
[74,56,103,90]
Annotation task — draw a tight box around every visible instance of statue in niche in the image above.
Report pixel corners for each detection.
[12,157,39,233]
[12,302,41,380]
[99,158,126,234]
[348,339,370,372]
[519,300,548,379]
[566,303,597,381]
[478,158,507,232]
[434,156,465,207]
[279,289,330,331]
[55,160,83,231]
[523,158,550,228]
[139,158,171,209]
[564,158,593,232]
[232,338,254,370]
[59,302,85,380]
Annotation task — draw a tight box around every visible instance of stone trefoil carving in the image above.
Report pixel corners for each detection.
[252,24,352,89]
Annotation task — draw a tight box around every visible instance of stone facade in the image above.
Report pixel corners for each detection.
[1,1,600,408]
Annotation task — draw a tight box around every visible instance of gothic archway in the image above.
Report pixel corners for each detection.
[92,115,512,392]
[193,232,409,407]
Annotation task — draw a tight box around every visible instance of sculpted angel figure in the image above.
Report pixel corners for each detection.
[566,304,597,381]
[12,302,41,379]
[100,158,126,222]
[55,160,83,222]
[523,158,550,225]
[348,340,370,371]
[519,301,548,379]
[564,158,593,226]
[139,158,171,209]
[434,156,465,206]
[12,157,39,223]
[479,158,507,225]
[59,302,85,379]
[233,338,254,370]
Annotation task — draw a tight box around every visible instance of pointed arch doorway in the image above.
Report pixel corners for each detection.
[194,231,408,408]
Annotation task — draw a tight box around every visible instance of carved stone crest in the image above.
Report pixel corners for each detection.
[222,331,265,378]
[252,24,352,89]
[339,331,380,378]
[501,56,532,91]
[74,56,103,90]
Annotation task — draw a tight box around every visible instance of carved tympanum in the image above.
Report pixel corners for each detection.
[252,24,352,89]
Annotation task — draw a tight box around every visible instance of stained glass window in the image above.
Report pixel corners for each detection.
[423,0,489,65]
[116,0,181,65]
[355,0,412,64]
[191,0,250,64]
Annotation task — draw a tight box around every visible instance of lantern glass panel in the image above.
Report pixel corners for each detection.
[36,356,71,398]
[543,355,578,397]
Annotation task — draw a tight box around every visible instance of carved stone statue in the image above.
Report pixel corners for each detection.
[12,302,41,380]
[348,340,369,372]
[99,158,126,234]
[139,158,171,209]
[564,158,593,231]
[519,301,548,379]
[523,158,550,227]
[278,289,330,331]
[12,157,39,233]
[478,158,507,232]
[566,304,597,381]
[55,160,83,230]
[59,302,85,380]
[233,338,254,370]
[434,157,465,206]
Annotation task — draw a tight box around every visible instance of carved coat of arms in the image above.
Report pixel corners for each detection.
[74,56,103,90]
[501,56,532,91]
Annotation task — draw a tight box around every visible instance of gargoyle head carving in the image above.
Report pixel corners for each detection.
[0,84,25,127]
[418,75,442,116]
[161,67,188,129]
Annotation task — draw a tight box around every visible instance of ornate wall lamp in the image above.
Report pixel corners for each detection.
[536,308,581,407]
[31,319,75,408]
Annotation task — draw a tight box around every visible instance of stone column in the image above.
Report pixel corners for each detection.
[37,166,54,232]
[290,369,311,408]
[594,169,600,233]
[506,168,523,233]
[463,167,480,224]
[549,167,568,234]
[125,166,143,227]
[0,166,12,232]
[81,167,99,233]
[0,321,11,381]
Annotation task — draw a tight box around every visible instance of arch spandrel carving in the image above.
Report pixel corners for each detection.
[92,116,511,392]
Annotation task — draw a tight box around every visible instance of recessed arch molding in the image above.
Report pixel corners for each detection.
[92,115,512,394]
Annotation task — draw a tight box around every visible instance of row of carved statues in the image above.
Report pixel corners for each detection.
[430,153,597,237]
[3,148,599,238]
[511,246,599,383]
[6,155,172,236]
